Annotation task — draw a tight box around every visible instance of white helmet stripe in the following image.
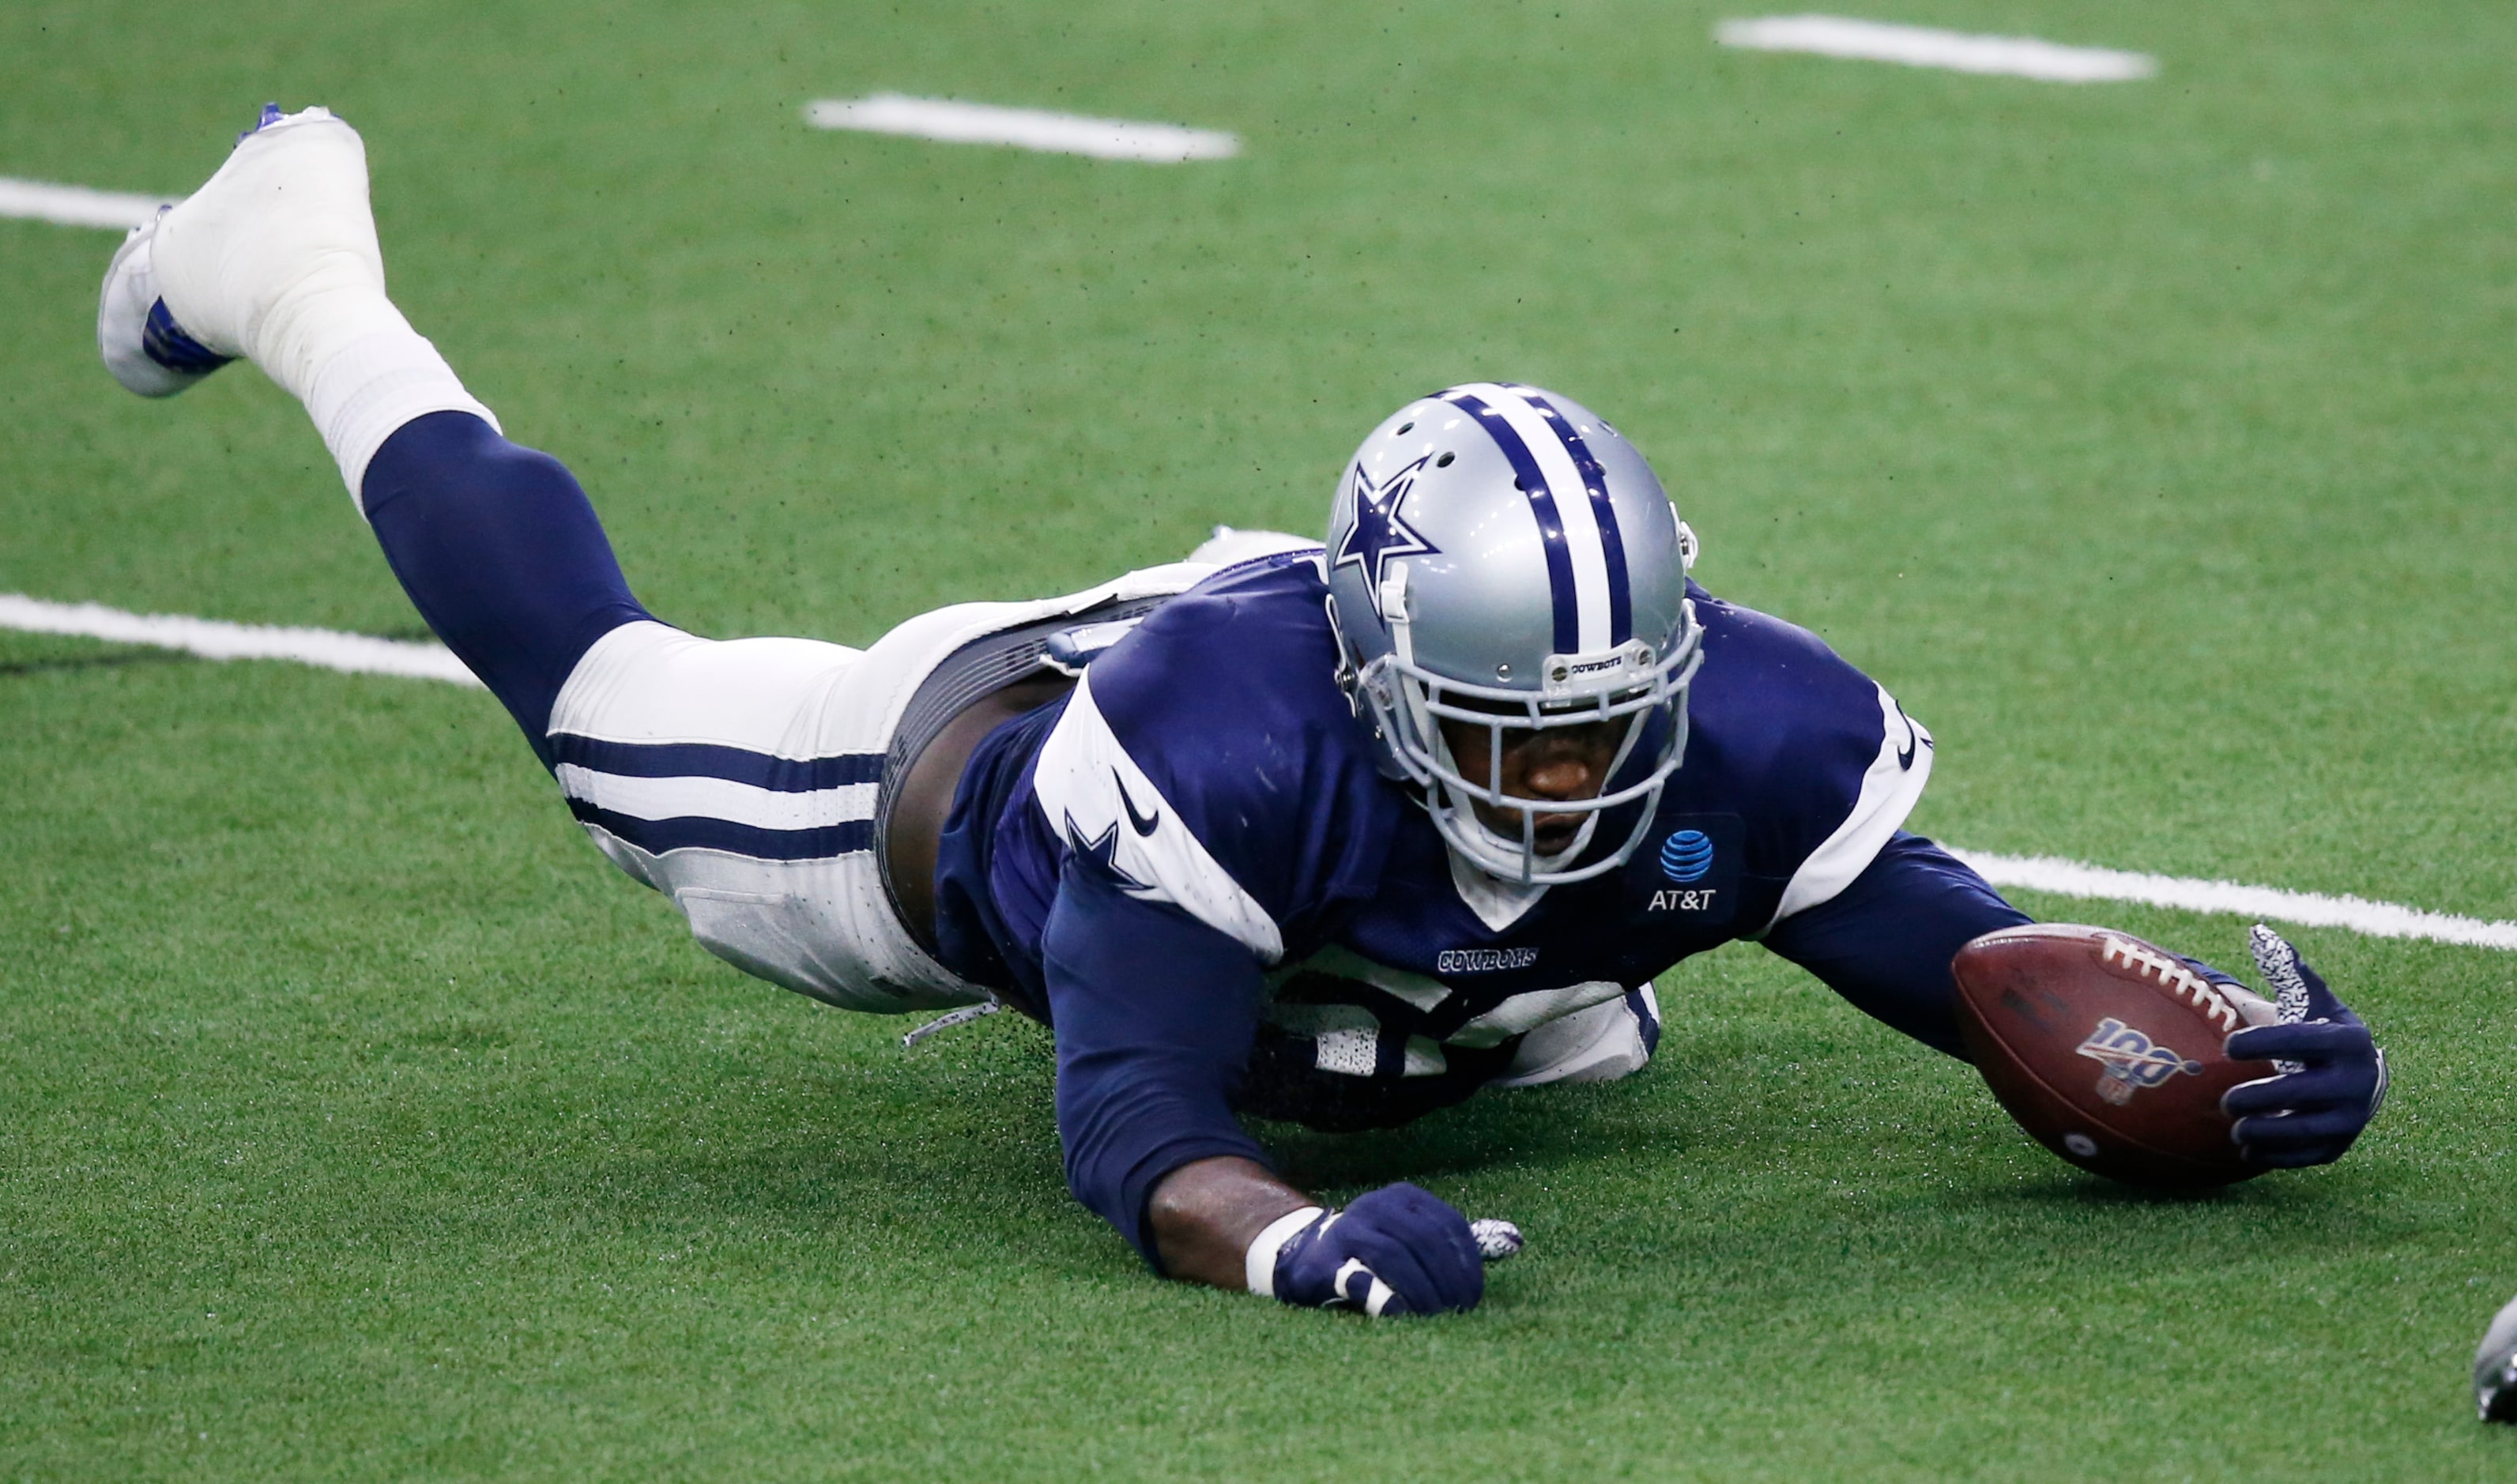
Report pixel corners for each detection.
[1449,382,1617,653]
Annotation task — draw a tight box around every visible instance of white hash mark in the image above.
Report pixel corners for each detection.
[804,94,1238,163]
[1716,16,2157,83]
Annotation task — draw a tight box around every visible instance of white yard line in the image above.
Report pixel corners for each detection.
[1715,16,2157,82]
[804,94,1239,163]
[0,593,480,687]
[1954,849,2517,951]
[0,177,175,230]
[7,593,2507,949]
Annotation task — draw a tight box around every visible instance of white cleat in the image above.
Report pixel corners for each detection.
[98,103,401,401]
[98,209,231,397]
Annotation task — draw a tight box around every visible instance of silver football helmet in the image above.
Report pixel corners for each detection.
[1324,382,1703,884]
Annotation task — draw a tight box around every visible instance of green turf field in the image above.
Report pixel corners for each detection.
[5,0,2515,1476]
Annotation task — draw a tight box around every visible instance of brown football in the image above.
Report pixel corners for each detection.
[1952,924,2274,1188]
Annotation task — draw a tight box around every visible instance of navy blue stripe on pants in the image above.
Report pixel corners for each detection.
[361,411,657,766]
[563,800,876,861]
[542,733,884,792]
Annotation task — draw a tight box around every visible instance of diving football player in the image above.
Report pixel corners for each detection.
[96,107,2387,1315]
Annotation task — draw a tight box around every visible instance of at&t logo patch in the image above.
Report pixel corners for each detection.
[2074,1017,2203,1105]
[1647,829,1718,911]
[1628,815,1741,922]
[1659,830,1713,882]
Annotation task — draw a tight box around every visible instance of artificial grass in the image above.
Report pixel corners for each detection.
[4,0,2514,1476]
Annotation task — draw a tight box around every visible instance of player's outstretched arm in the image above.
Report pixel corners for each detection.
[1762,832,2031,1057]
[1767,838,2385,1172]
[1147,1157,1317,1286]
[1759,833,2278,1067]
[1043,860,1498,1314]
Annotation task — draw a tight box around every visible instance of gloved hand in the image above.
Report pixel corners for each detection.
[2221,925,2387,1168]
[1245,1182,1507,1316]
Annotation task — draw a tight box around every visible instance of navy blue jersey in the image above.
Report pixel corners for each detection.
[947,555,1927,988]
[928,551,1979,1260]
[345,420,2054,1271]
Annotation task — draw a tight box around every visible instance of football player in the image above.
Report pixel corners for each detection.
[97,107,2387,1316]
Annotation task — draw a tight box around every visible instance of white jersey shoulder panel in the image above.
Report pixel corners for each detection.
[1763,684,1935,931]
[1032,669,1287,962]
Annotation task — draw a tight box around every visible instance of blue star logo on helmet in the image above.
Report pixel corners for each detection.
[1658,829,1713,883]
[1332,454,1440,604]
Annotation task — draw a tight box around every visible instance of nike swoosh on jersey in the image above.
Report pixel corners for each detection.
[1893,703,1918,770]
[1115,770,1161,836]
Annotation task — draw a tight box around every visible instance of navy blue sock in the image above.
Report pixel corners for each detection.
[361,411,656,765]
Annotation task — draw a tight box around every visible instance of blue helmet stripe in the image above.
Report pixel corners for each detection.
[1439,388,1581,654]
[1508,386,1632,645]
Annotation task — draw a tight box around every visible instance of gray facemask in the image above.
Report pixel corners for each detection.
[1324,382,1704,886]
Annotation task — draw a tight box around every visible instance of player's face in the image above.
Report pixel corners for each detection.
[1437,715,1625,857]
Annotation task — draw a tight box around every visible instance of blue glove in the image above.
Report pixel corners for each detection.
[1247,1183,1490,1316]
[2221,925,2387,1169]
